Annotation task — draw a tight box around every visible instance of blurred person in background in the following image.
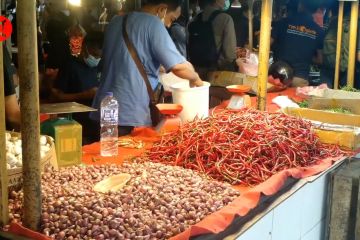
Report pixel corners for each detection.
[50,31,104,106]
[42,0,75,97]
[321,1,360,88]
[50,31,104,145]
[3,46,20,131]
[169,14,187,57]
[227,0,260,48]
[189,0,237,79]
[271,0,324,87]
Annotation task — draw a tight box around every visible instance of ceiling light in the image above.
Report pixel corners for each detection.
[231,0,242,8]
[68,0,81,7]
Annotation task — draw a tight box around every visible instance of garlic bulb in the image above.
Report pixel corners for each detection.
[7,153,18,166]
[40,136,47,146]
[6,134,51,169]
[5,133,11,141]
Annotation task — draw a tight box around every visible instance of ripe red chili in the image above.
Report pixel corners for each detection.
[145,108,350,186]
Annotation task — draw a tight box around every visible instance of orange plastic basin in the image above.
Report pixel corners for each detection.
[156,104,183,115]
[226,85,251,94]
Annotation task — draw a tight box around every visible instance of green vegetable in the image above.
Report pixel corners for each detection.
[340,86,360,92]
[325,107,352,114]
[298,100,309,108]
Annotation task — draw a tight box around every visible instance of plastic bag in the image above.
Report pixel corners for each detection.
[237,52,259,77]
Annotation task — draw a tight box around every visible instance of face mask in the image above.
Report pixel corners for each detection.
[223,0,230,11]
[84,55,101,68]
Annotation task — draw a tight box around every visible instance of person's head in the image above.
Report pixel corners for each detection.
[81,31,104,68]
[143,0,183,27]
[201,0,229,10]
[47,0,67,13]
[298,0,321,14]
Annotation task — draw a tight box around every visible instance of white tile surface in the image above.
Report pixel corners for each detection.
[301,221,323,240]
[272,189,303,240]
[300,175,328,236]
[236,211,273,240]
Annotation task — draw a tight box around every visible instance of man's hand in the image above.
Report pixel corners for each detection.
[190,78,204,88]
[50,88,65,101]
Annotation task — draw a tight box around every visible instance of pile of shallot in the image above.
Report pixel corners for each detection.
[8,162,240,240]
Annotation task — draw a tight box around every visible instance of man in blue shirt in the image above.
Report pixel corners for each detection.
[90,0,203,137]
[271,0,324,87]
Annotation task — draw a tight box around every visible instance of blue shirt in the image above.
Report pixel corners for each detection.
[90,12,185,126]
[272,13,324,79]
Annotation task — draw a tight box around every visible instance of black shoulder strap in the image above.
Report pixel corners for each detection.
[208,10,223,23]
[122,15,155,104]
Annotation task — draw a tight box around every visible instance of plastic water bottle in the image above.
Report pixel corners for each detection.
[100,92,118,157]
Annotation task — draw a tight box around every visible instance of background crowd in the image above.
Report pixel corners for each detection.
[2,0,360,144]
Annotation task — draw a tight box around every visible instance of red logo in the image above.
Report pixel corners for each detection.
[0,16,12,42]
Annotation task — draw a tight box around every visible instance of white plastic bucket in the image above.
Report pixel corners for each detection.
[170,81,210,123]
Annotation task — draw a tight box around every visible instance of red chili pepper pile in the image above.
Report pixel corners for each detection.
[145,108,349,186]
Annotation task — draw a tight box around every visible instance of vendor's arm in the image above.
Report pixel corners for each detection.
[5,94,21,131]
[150,20,203,87]
[170,62,203,87]
[51,87,98,102]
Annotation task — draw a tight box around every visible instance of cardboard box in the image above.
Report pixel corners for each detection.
[319,89,360,100]
[243,75,275,94]
[308,97,360,115]
[207,71,246,87]
[284,107,360,149]
[41,118,82,168]
[7,132,58,189]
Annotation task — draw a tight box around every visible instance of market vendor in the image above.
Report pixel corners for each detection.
[271,0,324,87]
[3,46,21,131]
[50,31,104,145]
[50,31,104,105]
[90,0,204,139]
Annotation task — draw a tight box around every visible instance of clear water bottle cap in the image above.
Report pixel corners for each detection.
[105,92,113,97]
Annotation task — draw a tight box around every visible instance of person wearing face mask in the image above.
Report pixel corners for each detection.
[50,31,104,106]
[50,31,104,145]
[89,0,204,139]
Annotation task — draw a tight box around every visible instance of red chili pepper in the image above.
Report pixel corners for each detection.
[144,108,352,186]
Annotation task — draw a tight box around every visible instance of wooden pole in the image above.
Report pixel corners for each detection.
[257,0,273,111]
[0,6,9,226]
[17,0,42,231]
[248,0,254,50]
[347,0,359,87]
[334,1,344,89]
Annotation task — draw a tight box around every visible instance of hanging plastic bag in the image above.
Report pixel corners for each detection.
[237,52,259,77]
